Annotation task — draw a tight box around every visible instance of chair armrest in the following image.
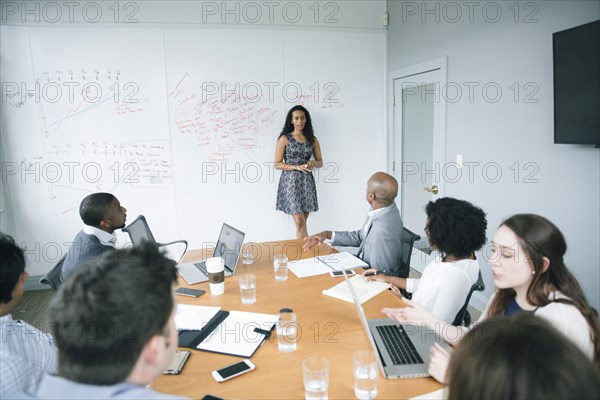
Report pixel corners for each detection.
[157,240,188,263]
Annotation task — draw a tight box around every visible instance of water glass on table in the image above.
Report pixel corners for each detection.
[353,350,378,400]
[273,255,288,281]
[242,245,254,264]
[303,356,329,400]
[238,273,256,304]
[277,308,297,352]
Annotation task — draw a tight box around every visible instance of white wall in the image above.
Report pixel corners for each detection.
[0,0,389,286]
[387,0,600,311]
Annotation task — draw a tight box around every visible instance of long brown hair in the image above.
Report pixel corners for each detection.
[448,314,600,400]
[488,214,600,363]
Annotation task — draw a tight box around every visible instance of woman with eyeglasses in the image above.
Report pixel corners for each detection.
[363,197,487,324]
[383,214,599,383]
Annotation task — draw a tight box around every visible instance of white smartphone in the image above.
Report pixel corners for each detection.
[211,359,255,383]
[329,269,356,278]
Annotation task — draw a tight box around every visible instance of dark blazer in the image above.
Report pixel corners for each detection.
[60,230,114,281]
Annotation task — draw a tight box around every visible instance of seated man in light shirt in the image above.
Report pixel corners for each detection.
[61,192,127,281]
[12,243,186,399]
[0,233,57,394]
[303,172,404,277]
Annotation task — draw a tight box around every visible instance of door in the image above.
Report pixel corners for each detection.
[389,58,447,270]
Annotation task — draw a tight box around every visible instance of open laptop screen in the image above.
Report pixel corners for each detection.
[214,223,245,272]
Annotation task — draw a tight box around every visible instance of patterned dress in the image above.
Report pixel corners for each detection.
[276,134,319,214]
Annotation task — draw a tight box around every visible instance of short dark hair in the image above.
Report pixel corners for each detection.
[79,192,115,227]
[425,197,487,258]
[49,242,178,385]
[0,233,26,304]
[448,313,600,400]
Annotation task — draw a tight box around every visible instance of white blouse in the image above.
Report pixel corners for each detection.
[407,258,480,323]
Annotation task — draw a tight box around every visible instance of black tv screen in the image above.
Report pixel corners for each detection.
[553,20,600,146]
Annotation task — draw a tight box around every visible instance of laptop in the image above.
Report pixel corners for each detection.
[176,223,245,285]
[342,269,440,379]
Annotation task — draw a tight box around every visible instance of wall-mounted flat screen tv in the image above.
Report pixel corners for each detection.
[553,20,599,146]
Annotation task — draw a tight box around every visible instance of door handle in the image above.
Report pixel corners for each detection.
[423,185,438,195]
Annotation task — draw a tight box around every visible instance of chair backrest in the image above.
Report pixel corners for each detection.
[122,215,188,262]
[452,269,486,326]
[399,227,421,279]
[122,215,157,246]
[39,254,66,294]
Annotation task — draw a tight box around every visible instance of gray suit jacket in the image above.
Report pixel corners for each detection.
[332,203,404,276]
[61,230,114,282]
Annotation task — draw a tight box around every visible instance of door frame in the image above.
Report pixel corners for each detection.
[388,57,448,270]
[388,56,448,209]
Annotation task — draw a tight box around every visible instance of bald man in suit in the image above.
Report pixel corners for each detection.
[304,172,404,276]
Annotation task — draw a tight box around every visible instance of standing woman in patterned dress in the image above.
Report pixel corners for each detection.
[274,105,323,239]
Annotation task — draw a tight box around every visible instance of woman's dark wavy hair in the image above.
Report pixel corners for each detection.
[425,197,487,259]
[278,105,315,144]
[488,213,600,364]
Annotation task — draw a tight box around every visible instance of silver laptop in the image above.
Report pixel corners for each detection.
[176,223,245,285]
[342,270,439,379]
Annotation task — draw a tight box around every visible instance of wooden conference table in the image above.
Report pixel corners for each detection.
[153,239,443,399]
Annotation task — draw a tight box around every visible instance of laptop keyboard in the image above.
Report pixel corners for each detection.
[194,261,232,277]
[194,261,208,275]
[376,325,424,365]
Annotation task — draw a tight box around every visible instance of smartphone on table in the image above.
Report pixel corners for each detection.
[329,270,356,278]
[211,359,256,383]
[174,287,205,297]
[163,350,191,375]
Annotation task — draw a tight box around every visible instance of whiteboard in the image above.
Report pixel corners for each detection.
[0,25,385,275]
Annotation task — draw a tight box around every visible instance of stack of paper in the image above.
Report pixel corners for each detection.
[322,275,390,304]
[175,304,221,331]
[289,252,368,278]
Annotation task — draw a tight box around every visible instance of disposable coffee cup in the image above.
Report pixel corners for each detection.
[206,257,225,295]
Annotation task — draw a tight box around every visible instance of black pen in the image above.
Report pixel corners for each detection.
[365,270,384,277]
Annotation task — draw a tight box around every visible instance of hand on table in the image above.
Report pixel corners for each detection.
[303,233,326,251]
[361,268,387,282]
[428,343,451,384]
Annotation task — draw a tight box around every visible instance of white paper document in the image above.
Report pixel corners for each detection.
[288,252,368,278]
[175,304,221,331]
[196,310,278,358]
[322,275,390,304]
[288,257,333,278]
[318,252,369,270]
[409,387,448,400]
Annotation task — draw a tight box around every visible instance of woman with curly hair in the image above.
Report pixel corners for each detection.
[384,214,599,383]
[364,197,487,324]
[274,105,323,239]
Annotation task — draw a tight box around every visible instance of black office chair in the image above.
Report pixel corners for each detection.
[399,227,422,278]
[452,270,486,326]
[398,227,421,299]
[122,215,188,262]
[39,254,66,294]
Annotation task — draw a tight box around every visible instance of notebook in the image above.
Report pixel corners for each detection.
[178,309,277,358]
[176,223,245,284]
[342,270,440,379]
[322,275,390,304]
